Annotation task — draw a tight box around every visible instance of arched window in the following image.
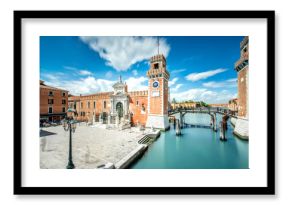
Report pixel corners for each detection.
[104,101,106,109]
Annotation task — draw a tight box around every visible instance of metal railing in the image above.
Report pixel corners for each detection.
[169,107,238,117]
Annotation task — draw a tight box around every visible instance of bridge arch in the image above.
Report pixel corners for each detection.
[168,107,235,132]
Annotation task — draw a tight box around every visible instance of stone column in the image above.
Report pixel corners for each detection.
[116,115,119,125]
[93,112,95,124]
[108,115,111,124]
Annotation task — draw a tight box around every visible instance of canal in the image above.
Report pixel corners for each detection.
[130,113,249,169]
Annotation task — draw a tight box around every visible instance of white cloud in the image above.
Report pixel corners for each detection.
[202,78,237,88]
[105,71,113,78]
[79,36,170,71]
[171,88,236,104]
[44,76,115,95]
[185,68,227,82]
[171,69,186,74]
[41,73,59,81]
[79,70,92,76]
[125,76,147,91]
[169,77,178,87]
[226,78,238,82]
[42,72,149,95]
[132,69,138,76]
[171,84,183,92]
[64,66,93,76]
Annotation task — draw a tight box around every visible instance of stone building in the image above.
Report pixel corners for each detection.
[40,80,68,122]
[68,54,170,130]
[235,36,249,118]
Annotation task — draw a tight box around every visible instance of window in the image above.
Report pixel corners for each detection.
[94,101,96,109]
[104,101,106,109]
[48,99,54,104]
[141,103,146,112]
[62,107,66,113]
[81,102,83,109]
[136,100,139,106]
[48,107,53,114]
[87,101,90,109]
[62,92,66,97]
[74,102,76,109]
[62,99,66,104]
[48,91,54,96]
[154,63,159,69]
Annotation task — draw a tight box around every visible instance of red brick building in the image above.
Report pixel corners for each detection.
[68,90,149,126]
[235,36,249,118]
[68,54,170,129]
[40,80,68,122]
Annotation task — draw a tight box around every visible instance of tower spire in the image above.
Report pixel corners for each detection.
[157,36,159,55]
[119,75,122,83]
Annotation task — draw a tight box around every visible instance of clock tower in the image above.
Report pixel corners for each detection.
[146,54,170,130]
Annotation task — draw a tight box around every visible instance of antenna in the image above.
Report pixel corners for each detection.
[157,36,159,55]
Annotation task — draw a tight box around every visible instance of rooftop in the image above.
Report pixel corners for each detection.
[40,80,68,92]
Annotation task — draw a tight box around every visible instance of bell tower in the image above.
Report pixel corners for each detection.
[145,54,170,130]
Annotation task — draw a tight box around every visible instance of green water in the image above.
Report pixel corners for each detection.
[131,114,249,169]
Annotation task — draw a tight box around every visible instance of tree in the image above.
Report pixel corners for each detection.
[200,101,209,107]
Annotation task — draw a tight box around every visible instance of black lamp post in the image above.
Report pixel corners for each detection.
[63,108,77,169]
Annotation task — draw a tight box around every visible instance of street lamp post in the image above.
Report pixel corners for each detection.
[63,108,77,169]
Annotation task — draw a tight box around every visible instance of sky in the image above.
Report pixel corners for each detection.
[40,36,244,103]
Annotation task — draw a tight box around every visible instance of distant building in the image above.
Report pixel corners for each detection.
[68,54,170,130]
[40,80,68,122]
[235,36,249,118]
[171,102,197,110]
[208,103,228,108]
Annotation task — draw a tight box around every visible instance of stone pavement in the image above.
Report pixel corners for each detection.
[40,123,148,169]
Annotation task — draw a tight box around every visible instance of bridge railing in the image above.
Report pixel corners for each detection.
[168,107,238,117]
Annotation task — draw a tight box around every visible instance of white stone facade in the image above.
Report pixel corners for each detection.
[146,114,170,130]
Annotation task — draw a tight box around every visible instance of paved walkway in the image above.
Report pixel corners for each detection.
[40,123,147,169]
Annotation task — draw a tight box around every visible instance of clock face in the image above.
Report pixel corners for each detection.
[153,81,159,88]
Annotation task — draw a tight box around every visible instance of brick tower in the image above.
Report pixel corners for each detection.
[145,54,170,130]
[235,36,249,118]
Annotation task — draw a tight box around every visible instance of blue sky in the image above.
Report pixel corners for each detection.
[40,36,243,103]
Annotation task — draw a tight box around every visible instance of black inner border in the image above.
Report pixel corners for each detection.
[13,10,275,195]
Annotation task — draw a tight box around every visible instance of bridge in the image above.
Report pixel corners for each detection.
[169,107,237,117]
[168,107,237,141]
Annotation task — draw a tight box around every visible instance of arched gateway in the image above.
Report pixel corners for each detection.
[109,76,130,124]
[116,102,123,119]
